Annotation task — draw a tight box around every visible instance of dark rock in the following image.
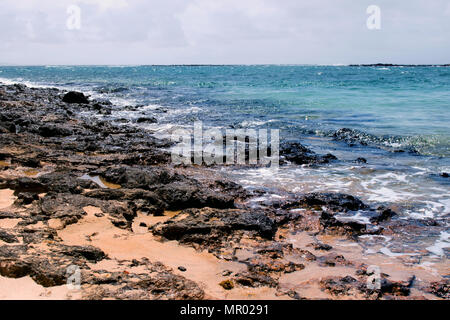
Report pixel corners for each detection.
[62,91,89,104]
[5,177,48,193]
[136,117,157,124]
[178,266,187,272]
[59,245,106,262]
[152,208,277,243]
[380,277,412,296]
[355,157,367,163]
[318,254,350,267]
[427,280,449,299]
[39,193,92,221]
[16,192,39,205]
[234,272,277,288]
[284,192,368,212]
[38,124,73,137]
[111,219,129,229]
[440,172,449,178]
[280,142,337,165]
[0,121,16,133]
[219,279,234,290]
[308,242,332,251]
[12,157,41,168]
[320,276,358,296]
[101,167,237,210]
[13,84,27,92]
[372,207,397,223]
[0,230,19,243]
[101,166,182,189]
[91,98,112,106]
[332,128,370,146]
[38,173,98,193]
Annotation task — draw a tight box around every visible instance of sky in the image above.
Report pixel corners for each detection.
[0,0,449,65]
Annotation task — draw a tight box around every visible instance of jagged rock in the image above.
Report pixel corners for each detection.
[101,167,238,210]
[152,207,277,243]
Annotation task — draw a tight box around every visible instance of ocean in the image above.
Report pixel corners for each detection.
[0,65,449,255]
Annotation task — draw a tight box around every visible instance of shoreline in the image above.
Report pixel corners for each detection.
[0,82,448,300]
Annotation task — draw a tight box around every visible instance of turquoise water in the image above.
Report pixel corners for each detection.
[1,65,449,156]
[0,66,449,229]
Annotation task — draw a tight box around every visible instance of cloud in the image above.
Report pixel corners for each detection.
[0,0,448,64]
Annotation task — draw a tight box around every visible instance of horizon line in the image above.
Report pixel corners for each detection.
[1,63,450,67]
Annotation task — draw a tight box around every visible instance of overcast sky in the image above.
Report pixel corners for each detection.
[0,0,449,65]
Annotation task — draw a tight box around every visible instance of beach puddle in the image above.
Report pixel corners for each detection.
[279,264,357,299]
[0,189,16,209]
[132,210,181,232]
[79,175,121,189]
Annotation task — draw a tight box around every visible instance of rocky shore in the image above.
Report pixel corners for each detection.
[0,83,448,300]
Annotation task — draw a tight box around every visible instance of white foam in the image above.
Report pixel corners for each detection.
[240,119,275,127]
[336,212,372,225]
[359,235,392,242]
[379,247,419,257]
[426,231,450,257]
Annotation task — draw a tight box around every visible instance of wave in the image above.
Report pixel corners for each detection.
[326,127,449,157]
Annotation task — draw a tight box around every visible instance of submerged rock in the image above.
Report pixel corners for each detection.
[280,142,337,165]
[283,192,368,212]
